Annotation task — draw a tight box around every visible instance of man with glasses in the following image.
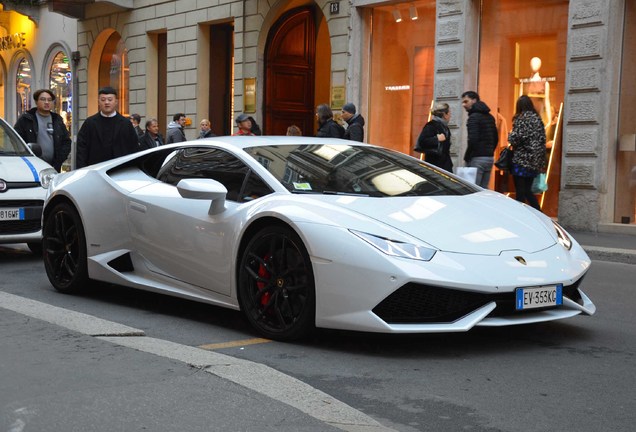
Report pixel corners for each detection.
[14,88,71,172]
[166,113,187,143]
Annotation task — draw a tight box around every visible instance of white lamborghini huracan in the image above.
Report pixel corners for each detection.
[42,136,595,340]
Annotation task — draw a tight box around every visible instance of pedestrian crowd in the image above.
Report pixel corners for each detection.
[414,90,548,212]
[14,87,367,172]
[15,85,546,211]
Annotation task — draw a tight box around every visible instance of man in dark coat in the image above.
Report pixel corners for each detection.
[14,88,71,172]
[129,113,144,139]
[75,87,140,169]
[341,103,365,142]
[138,118,165,150]
[461,91,499,188]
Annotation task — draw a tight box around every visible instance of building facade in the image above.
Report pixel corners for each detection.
[49,0,635,233]
[0,2,77,141]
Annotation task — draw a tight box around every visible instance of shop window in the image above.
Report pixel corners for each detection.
[368,1,436,156]
[16,57,32,118]
[99,32,129,116]
[617,1,636,225]
[479,0,569,217]
[49,51,72,132]
[0,69,4,118]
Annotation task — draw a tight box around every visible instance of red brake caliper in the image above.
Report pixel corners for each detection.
[256,253,272,306]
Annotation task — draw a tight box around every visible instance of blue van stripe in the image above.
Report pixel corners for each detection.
[20,156,39,181]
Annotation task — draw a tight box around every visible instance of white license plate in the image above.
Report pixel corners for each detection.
[515,284,563,310]
[0,208,24,221]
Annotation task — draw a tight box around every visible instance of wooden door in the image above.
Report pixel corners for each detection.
[265,7,316,136]
[209,23,234,136]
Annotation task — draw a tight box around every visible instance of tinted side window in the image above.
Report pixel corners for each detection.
[157,148,249,201]
[242,171,274,202]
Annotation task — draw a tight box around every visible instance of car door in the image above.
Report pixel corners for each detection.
[126,147,253,296]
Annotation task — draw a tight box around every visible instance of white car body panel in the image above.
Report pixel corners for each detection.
[43,137,595,335]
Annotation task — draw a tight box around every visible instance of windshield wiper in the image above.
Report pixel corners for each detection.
[322,190,370,197]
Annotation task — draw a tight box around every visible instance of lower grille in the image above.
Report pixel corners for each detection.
[372,278,585,324]
[0,220,41,235]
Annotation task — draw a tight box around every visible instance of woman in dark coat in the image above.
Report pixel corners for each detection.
[415,102,453,172]
[315,104,344,138]
[507,95,547,211]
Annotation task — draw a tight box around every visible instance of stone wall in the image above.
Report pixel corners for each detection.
[76,0,350,138]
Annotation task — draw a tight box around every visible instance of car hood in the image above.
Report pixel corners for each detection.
[0,156,51,182]
[317,191,557,255]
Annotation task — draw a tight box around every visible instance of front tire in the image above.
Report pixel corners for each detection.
[238,226,315,341]
[42,202,89,293]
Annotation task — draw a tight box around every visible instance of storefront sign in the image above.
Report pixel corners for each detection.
[331,86,345,109]
[0,33,27,52]
[385,85,411,91]
[244,78,256,113]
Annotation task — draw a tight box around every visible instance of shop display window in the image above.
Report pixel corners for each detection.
[367,1,436,156]
[98,32,129,116]
[16,57,32,118]
[617,0,636,225]
[479,0,569,217]
[0,71,5,118]
[49,51,72,132]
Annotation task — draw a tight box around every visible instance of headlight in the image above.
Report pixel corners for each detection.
[39,168,57,189]
[553,221,572,250]
[350,230,436,261]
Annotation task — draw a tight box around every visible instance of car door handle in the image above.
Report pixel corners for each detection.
[129,201,147,213]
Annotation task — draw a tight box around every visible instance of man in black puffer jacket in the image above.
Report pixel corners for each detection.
[341,103,365,142]
[461,91,499,188]
[14,89,72,172]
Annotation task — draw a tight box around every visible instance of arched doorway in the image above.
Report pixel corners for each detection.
[87,29,129,117]
[264,6,316,136]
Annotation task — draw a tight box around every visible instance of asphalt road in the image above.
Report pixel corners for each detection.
[1,243,635,432]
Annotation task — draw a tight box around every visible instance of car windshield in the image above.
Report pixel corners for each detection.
[243,144,478,197]
[0,120,30,156]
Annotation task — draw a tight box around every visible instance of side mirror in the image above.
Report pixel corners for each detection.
[28,142,42,157]
[176,178,228,215]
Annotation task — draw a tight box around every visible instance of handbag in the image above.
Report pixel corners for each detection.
[454,166,478,184]
[532,172,548,193]
[494,146,513,171]
[415,122,446,157]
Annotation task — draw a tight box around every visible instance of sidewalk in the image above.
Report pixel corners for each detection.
[570,230,636,265]
[0,291,391,432]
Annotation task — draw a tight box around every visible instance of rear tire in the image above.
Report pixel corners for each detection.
[42,202,89,293]
[238,226,315,341]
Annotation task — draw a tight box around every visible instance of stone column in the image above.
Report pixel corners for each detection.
[434,0,478,166]
[559,0,625,230]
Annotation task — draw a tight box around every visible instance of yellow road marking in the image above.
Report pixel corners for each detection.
[198,338,271,350]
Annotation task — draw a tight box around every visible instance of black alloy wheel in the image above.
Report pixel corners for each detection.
[42,202,89,293]
[238,226,315,341]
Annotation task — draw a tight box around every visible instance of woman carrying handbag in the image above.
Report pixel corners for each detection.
[507,95,547,211]
[415,102,453,172]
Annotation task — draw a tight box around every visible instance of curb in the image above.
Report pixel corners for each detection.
[581,246,636,265]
